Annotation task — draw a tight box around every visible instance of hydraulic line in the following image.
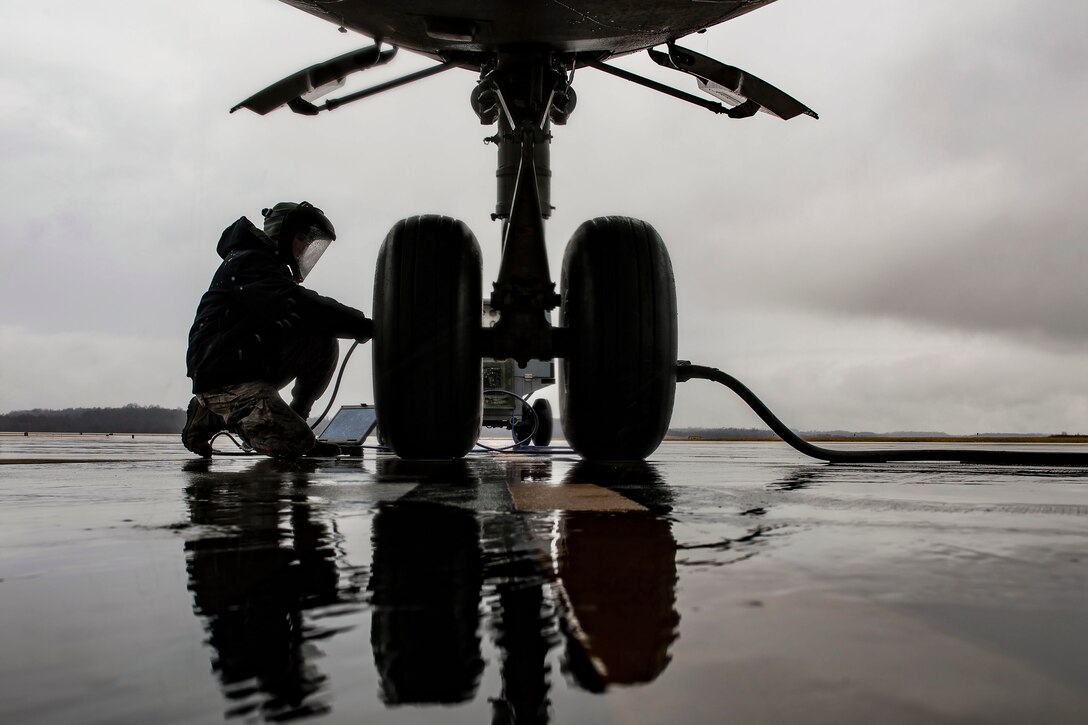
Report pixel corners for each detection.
[677,361,1088,466]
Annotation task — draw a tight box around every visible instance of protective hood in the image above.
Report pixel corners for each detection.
[216,217,275,259]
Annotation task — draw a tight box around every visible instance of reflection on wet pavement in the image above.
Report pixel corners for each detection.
[177,456,683,723]
[3,437,1088,723]
[555,462,678,691]
[369,473,484,706]
[184,460,366,720]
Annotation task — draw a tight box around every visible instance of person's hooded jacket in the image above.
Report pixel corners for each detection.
[186,217,371,393]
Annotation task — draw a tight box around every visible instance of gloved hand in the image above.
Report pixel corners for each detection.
[355,317,374,344]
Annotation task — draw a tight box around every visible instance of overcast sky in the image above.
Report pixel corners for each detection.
[2,0,1087,434]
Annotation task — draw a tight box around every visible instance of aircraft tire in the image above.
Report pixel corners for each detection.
[532,398,554,446]
[511,398,553,446]
[512,414,533,445]
[560,217,677,460]
[373,215,483,459]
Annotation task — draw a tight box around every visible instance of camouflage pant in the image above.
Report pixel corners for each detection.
[197,381,315,458]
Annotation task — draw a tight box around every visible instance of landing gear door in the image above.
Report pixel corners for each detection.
[648,43,818,121]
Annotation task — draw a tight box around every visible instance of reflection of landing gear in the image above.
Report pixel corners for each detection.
[560,218,677,460]
[369,500,484,705]
[373,216,483,459]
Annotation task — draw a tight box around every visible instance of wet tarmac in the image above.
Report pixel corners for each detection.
[2,434,1087,723]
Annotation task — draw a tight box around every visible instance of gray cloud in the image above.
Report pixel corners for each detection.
[2,0,1086,433]
[642,0,1088,347]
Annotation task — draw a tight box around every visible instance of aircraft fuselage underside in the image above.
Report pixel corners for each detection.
[282,0,776,58]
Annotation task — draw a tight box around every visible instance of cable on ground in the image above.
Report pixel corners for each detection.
[677,361,1088,466]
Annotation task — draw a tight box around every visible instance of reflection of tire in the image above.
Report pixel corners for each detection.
[559,461,677,689]
[560,217,677,460]
[532,399,553,446]
[373,216,482,459]
[369,501,483,704]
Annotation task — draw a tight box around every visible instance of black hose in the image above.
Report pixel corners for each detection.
[676,361,1088,466]
[310,340,361,431]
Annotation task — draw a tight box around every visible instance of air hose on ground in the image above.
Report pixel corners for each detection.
[677,361,1088,466]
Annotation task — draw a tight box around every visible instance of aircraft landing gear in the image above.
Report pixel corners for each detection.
[372,216,483,459]
[374,53,677,461]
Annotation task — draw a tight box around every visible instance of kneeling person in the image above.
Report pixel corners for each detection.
[183,201,372,457]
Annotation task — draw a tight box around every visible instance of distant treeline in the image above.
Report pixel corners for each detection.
[0,404,186,434]
[668,427,777,439]
[668,427,955,439]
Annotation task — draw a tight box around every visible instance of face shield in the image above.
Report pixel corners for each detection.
[294,225,334,281]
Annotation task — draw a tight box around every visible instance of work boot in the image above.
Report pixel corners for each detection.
[182,397,227,457]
